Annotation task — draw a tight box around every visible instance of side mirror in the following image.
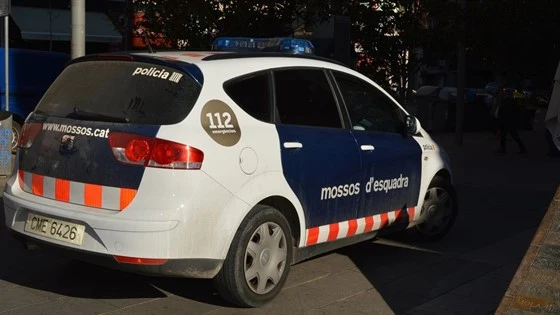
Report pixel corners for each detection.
[405,115,420,135]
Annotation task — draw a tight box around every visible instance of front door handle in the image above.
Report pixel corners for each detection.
[360,145,375,151]
[283,142,303,149]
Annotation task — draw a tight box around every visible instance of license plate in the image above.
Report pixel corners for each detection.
[24,213,85,246]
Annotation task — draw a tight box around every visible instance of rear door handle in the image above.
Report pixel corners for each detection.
[283,142,303,149]
[360,145,375,151]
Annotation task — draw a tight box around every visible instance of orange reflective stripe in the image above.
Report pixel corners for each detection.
[84,183,102,207]
[119,188,137,210]
[18,170,24,189]
[380,213,389,229]
[31,174,44,196]
[55,178,70,202]
[327,223,339,241]
[364,216,374,232]
[306,227,320,246]
[347,219,358,237]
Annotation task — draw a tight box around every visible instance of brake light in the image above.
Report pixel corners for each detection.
[19,122,42,149]
[108,132,204,169]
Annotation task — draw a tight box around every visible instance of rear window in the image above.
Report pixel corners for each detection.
[35,60,202,125]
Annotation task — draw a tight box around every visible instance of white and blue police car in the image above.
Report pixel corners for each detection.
[3,37,457,307]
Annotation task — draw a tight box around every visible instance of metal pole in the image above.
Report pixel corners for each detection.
[71,0,85,59]
[4,15,8,112]
[455,0,466,145]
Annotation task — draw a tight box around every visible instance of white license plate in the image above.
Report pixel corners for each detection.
[24,213,85,246]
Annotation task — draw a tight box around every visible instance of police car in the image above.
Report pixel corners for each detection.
[3,37,457,307]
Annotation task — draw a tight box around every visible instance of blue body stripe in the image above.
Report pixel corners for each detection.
[277,125,422,228]
[353,132,422,218]
[19,116,159,189]
[276,125,362,228]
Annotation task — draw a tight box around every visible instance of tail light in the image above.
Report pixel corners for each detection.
[19,122,42,149]
[108,132,204,170]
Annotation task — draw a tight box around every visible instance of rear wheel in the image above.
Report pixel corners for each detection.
[415,176,457,241]
[214,205,292,307]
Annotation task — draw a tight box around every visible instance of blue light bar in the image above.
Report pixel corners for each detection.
[211,37,315,55]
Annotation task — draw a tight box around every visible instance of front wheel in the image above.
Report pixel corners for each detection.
[414,176,458,241]
[214,205,293,307]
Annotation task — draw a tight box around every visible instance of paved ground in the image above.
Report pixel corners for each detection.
[0,120,559,314]
[497,186,560,314]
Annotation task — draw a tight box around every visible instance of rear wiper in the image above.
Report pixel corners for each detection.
[67,107,130,123]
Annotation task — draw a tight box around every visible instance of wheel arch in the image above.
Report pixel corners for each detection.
[433,168,452,183]
[258,196,302,247]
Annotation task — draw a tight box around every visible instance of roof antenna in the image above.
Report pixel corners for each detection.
[142,33,156,54]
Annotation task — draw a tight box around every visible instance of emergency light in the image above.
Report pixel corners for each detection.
[211,37,315,55]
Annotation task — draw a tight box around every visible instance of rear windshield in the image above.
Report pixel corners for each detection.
[35,60,202,125]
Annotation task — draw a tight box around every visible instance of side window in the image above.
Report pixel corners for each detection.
[333,72,404,133]
[224,72,271,122]
[274,68,342,128]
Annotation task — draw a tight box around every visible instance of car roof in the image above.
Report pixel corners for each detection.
[132,50,349,69]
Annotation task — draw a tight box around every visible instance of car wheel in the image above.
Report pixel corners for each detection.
[214,205,293,307]
[11,120,22,152]
[415,176,457,241]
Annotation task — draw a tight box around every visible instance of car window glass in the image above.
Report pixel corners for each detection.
[224,72,271,122]
[334,72,404,133]
[35,61,201,125]
[274,68,341,128]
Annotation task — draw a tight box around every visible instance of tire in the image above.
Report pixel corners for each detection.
[11,120,22,152]
[414,176,458,241]
[214,205,293,307]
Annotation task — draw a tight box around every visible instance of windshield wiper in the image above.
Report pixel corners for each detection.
[67,107,130,123]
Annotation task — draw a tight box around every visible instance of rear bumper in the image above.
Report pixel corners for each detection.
[11,230,223,278]
[2,190,231,279]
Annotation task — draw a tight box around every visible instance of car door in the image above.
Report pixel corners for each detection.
[273,68,362,231]
[331,71,422,223]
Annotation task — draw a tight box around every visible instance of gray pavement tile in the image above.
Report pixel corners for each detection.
[101,296,169,309]
[378,258,497,300]
[0,285,60,313]
[302,269,373,296]
[306,288,394,315]
[339,241,449,286]
[522,268,560,289]
[449,272,511,304]
[366,288,430,315]
[508,310,546,315]
[283,260,332,289]
[539,244,560,260]
[531,256,560,272]
[105,296,220,315]
[460,229,535,266]
[508,295,560,314]
[259,282,358,313]
[487,263,521,282]
[405,293,498,315]
[2,297,116,315]
[518,282,560,303]
[212,269,377,314]
[300,252,358,274]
